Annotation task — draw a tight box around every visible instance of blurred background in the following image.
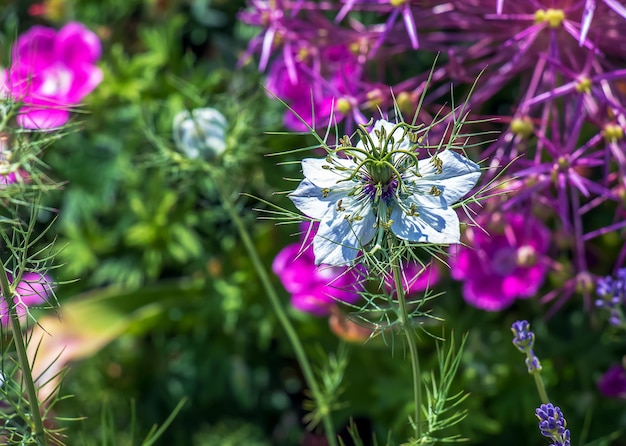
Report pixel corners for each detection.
[1,0,625,445]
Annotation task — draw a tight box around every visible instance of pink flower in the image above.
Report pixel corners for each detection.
[0,272,54,325]
[383,261,441,297]
[0,171,24,187]
[272,223,362,316]
[450,213,550,311]
[4,22,102,129]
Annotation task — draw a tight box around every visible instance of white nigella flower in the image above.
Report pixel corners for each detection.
[289,119,481,265]
[173,107,228,160]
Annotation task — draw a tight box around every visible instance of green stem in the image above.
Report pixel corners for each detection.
[210,178,338,446]
[391,254,422,439]
[0,261,48,446]
[531,370,550,405]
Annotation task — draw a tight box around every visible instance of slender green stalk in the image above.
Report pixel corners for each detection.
[0,261,48,446]
[209,175,338,446]
[390,251,422,439]
[532,370,550,405]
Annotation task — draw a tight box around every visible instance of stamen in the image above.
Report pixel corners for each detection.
[431,155,443,174]
[575,77,591,94]
[534,8,565,28]
[429,185,441,196]
[510,116,534,138]
[604,123,624,142]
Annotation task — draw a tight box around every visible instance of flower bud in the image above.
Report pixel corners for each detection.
[173,107,228,160]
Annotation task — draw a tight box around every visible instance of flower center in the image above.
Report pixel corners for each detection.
[363,176,398,203]
[336,97,352,114]
[491,247,518,276]
[510,116,533,138]
[534,8,565,28]
[516,245,537,267]
[39,64,73,98]
[604,123,624,142]
[575,77,592,94]
[368,160,393,183]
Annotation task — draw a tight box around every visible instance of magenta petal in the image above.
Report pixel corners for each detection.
[463,277,516,311]
[449,244,477,281]
[272,243,315,294]
[55,22,102,66]
[0,273,53,326]
[64,64,103,103]
[383,261,441,295]
[501,273,536,299]
[273,229,362,315]
[503,265,547,299]
[0,299,8,326]
[272,243,300,275]
[15,273,53,306]
[407,264,440,293]
[291,292,333,316]
[17,107,70,130]
[8,22,102,129]
[13,26,56,70]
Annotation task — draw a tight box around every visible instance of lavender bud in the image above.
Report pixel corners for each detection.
[535,403,571,446]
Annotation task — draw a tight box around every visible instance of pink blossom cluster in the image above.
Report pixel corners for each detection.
[273,223,440,316]
[272,236,362,316]
[2,22,102,129]
[243,1,626,312]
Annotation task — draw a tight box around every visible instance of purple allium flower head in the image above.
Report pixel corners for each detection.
[535,403,571,446]
[265,45,369,131]
[0,272,54,326]
[450,212,550,311]
[240,0,458,132]
[272,223,362,316]
[449,1,626,105]
[3,22,102,129]
[479,60,626,308]
[598,363,626,399]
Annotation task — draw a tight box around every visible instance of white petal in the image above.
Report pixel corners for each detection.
[289,179,348,219]
[313,201,376,265]
[390,205,461,244]
[301,157,356,188]
[413,150,480,205]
